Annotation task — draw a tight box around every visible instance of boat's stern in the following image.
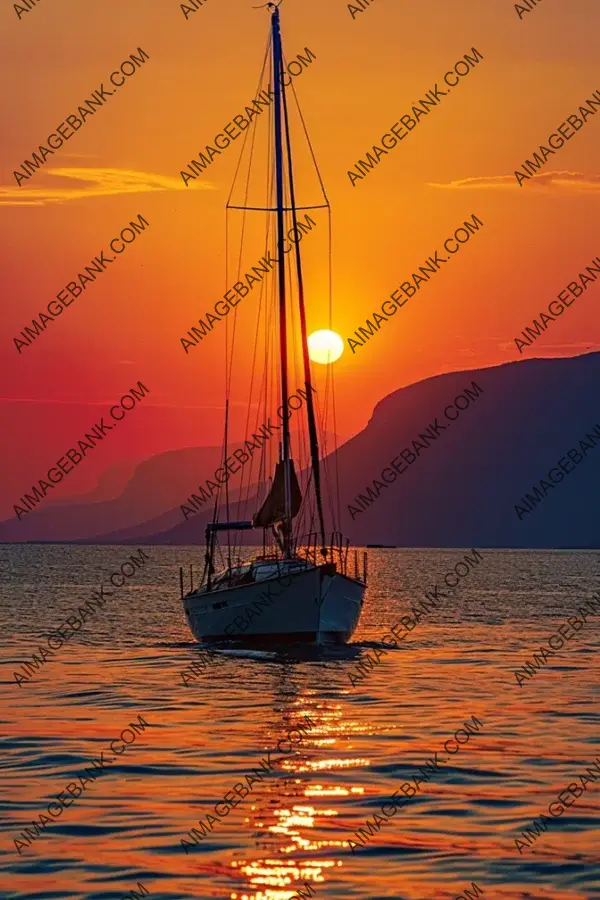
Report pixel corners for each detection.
[181,559,366,645]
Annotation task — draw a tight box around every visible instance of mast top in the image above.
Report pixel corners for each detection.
[253,0,283,10]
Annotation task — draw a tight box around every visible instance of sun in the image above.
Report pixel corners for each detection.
[307,329,344,365]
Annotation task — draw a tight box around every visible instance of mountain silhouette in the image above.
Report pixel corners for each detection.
[2,352,598,547]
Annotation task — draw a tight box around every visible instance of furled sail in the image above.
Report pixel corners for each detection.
[253,459,302,528]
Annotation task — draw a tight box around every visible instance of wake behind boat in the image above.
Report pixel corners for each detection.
[179,1,367,645]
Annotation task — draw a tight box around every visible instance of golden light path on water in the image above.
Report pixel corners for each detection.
[2,547,599,899]
[227,697,371,900]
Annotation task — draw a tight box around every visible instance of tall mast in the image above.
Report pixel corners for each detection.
[280,49,327,559]
[271,5,292,557]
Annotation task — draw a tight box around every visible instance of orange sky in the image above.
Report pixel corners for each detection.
[1,0,600,515]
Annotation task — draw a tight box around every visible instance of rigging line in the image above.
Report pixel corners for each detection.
[265,83,279,450]
[238,218,274,531]
[239,103,278,560]
[232,37,271,365]
[254,274,275,525]
[279,103,304,501]
[259,96,276,497]
[247,177,278,541]
[224,395,232,572]
[315,383,337,535]
[220,216,232,539]
[225,41,271,554]
[282,48,329,543]
[287,252,312,547]
[226,37,269,401]
[225,166,255,563]
[316,206,339,532]
[327,204,342,530]
[260,98,277,510]
[286,230,309,547]
[264,245,279,509]
[227,204,329,211]
[297,442,317,539]
[306,224,334,530]
[272,7,293,557]
[222,33,270,558]
[213,212,230,539]
[223,37,270,548]
[238,258,267,525]
[255,301,276,538]
[263,97,285,556]
[288,76,330,207]
[225,34,271,211]
[320,354,340,535]
[236,58,276,541]
[212,219,234,543]
[231,105,260,506]
[297,465,315,522]
[224,30,270,403]
[280,45,327,556]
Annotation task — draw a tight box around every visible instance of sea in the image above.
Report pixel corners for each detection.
[1,545,599,900]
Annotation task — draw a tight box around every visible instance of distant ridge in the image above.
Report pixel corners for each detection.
[1,352,599,548]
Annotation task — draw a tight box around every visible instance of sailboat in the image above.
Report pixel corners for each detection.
[180,0,367,645]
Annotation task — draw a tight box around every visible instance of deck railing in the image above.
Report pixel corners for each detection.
[180,532,368,597]
[293,531,367,584]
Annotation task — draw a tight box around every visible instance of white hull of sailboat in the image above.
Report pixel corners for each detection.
[183,566,365,644]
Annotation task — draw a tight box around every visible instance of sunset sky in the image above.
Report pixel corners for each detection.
[1,0,599,517]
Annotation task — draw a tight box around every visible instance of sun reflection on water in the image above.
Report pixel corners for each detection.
[225,690,370,900]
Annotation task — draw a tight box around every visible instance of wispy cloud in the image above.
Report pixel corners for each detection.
[428,171,600,192]
[0,167,214,206]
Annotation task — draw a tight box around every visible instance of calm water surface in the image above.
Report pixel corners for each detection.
[0,546,599,900]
